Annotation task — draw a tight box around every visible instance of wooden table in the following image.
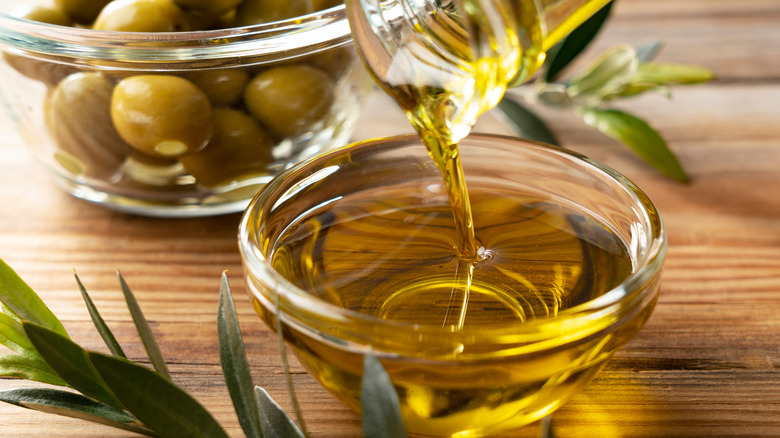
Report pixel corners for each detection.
[0,0,778,436]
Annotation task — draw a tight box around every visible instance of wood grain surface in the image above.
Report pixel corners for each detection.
[0,0,778,436]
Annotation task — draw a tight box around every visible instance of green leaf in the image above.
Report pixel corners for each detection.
[544,1,614,82]
[496,97,560,145]
[361,353,407,438]
[0,354,68,386]
[635,39,664,63]
[88,351,230,438]
[217,273,262,438]
[0,258,68,337]
[633,63,715,86]
[117,272,170,380]
[567,45,638,100]
[254,386,305,438]
[579,107,689,182]
[0,312,35,355]
[75,272,126,359]
[22,322,122,408]
[0,387,156,437]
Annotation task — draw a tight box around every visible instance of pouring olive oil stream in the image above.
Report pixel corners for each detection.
[270,0,622,329]
[257,1,641,434]
[283,0,618,328]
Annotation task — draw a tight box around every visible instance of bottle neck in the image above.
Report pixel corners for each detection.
[346,0,611,145]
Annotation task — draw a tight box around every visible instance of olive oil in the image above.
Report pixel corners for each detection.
[261,181,634,436]
[271,185,633,326]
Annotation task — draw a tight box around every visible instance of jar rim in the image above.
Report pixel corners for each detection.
[0,5,351,63]
[239,133,666,342]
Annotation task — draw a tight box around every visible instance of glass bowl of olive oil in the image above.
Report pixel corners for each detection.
[0,1,372,216]
[239,133,665,437]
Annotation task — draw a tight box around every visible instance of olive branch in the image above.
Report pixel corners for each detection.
[0,257,413,438]
[498,1,714,183]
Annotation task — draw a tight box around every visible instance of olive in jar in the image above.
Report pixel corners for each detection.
[111,75,213,158]
[54,0,112,24]
[93,0,188,32]
[179,108,275,186]
[243,64,335,139]
[45,72,131,179]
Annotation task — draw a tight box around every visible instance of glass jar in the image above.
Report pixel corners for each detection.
[0,4,373,216]
[239,134,665,437]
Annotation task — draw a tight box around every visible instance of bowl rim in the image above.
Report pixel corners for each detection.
[0,5,350,62]
[238,133,667,338]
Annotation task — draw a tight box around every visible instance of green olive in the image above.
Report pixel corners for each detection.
[45,72,131,178]
[304,46,355,80]
[54,0,112,24]
[111,75,213,158]
[1,6,78,86]
[235,0,313,26]
[243,64,335,139]
[172,0,244,18]
[186,69,250,106]
[11,5,72,27]
[180,108,275,186]
[93,0,188,32]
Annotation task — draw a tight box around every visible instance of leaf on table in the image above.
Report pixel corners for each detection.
[22,322,122,408]
[217,272,262,438]
[0,258,68,337]
[117,272,170,380]
[254,386,305,438]
[74,271,126,359]
[543,0,615,82]
[88,351,230,438]
[568,45,638,101]
[579,107,689,182]
[0,311,35,355]
[496,97,560,145]
[0,387,156,436]
[361,352,408,438]
[0,353,68,386]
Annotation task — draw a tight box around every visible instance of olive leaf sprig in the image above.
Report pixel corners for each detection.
[498,1,714,183]
[0,257,408,438]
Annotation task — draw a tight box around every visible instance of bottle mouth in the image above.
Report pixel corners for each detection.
[0,5,351,64]
[238,134,666,354]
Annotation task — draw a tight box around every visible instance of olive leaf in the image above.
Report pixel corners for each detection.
[217,272,262,438]
[635,39,664,63]
[88,351,230,438]
[633,62,715,85]
[361,353,408,438]
[75,271,126,358]
[579,107,689,182]
[21,322,123,409]
[254,386,306,438]
[0,387,155,437]
[0,311,35,355]
[117,271,170,379]
[0,353,68,386]
[544,0,614,82]
[0,258,68,337]
[567,45,638,101]
[496,97,560,145]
